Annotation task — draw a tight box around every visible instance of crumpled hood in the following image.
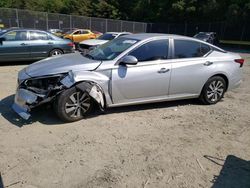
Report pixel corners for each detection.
[79,39,108,46]
[25,52,101,77]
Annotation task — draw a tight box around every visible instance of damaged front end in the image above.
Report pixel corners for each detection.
[12,74,67,119]
[12,70,108,120]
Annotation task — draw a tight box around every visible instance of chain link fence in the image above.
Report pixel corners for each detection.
[0,8,249,42]
[0,8,147,33]
[147,22,250,42]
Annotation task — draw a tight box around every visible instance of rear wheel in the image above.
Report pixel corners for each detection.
[54,87,93,122]
[49,49,63,57]
[200,76,226,105]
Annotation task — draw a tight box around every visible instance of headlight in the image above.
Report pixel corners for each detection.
[21,74,67,94]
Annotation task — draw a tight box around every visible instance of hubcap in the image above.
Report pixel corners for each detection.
[207,80,224,102]
[52,50,62,56]
[65,92,91,117]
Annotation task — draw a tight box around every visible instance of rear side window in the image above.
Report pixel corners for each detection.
[174,40,211,58]
[129,39,169,62]
[30,31,49,40]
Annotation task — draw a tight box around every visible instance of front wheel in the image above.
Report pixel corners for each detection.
[199,76,226,105]
[54,87,93,122]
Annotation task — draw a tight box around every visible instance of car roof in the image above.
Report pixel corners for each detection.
[123,33,198,41]
[104,32,131,35]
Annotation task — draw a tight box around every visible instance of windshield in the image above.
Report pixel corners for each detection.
[98,33,116,40]
[86,37,139,61]
[194,33,209,39]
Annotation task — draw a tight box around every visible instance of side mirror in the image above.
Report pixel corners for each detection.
[119,55,138,65]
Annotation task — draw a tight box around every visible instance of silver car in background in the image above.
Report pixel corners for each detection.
[12,33,244,122]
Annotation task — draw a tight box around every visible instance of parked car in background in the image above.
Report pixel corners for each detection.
[63,29,97,43]
[0,28,74,62]
[92,31,103,38]
[193,32,219,45]
[79,32,131,53]
[12,33,244,122]
[48,29,64,38]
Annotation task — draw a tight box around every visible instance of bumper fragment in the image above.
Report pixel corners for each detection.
[12,103,31,120]
[12,88,38,120]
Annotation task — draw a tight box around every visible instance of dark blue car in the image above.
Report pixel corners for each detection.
[0,28,74,62]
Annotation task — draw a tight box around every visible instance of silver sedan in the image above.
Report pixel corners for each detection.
[12,33,244,122]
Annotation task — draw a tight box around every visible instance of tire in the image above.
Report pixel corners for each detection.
[54,87,93,122]
[49,49,63,57]
[199,76,226,105]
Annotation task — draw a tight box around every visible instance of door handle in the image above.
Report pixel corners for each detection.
[204,61,213,66]
[20,43,28,46]
[158,68,170,73]
[48,42,54,44]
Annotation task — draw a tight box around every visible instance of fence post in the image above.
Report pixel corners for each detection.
[208,22,211,32]
[120,21,123,32]
[89,17,92,29]
[240,24,245,41]
[70,15,72,30]
[144,23,147,32]
[15,9,19,28]
[46,12,49,30]
[184,22,187,35]
[105,19,108,32]
[133,22,135,33]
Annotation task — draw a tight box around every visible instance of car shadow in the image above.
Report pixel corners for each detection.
[0,173,3,188]
[204,155,250,188]
[0,94,200,127]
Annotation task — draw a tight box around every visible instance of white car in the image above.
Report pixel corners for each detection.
[78,32,131,53]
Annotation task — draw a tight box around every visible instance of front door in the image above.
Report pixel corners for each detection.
[0,30,29,61]
[111,39,171,104]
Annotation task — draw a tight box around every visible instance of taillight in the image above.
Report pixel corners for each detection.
[68,42,74,47]
[234,59,245,67]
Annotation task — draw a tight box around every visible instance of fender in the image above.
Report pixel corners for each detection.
[60,70,113,109]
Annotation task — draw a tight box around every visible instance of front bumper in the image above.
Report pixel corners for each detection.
[12,88,38,120]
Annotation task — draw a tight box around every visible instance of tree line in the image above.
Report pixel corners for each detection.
[0,0,250,23]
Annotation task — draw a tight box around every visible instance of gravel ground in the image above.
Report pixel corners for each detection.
[0,54,250,188]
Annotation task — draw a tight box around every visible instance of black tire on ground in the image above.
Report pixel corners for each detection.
[49,49,63,57]
[199,76,226,105]
[54,87,93,122]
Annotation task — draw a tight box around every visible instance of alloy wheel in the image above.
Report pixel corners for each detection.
[65,91,91,118]
[206,80,224,102]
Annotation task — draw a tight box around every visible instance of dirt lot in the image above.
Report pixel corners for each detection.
[0,54,250,188]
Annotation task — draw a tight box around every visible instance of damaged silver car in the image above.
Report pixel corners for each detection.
[13,33,244,122]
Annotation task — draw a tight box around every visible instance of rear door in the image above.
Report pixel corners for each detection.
[111,39,172,104]
[28,31,53,58]
[169,39,213,97]
[0,30,29,61]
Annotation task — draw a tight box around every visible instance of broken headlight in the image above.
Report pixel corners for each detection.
[21,74,67,95]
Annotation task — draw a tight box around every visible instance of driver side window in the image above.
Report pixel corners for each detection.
[128,39,169,62]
